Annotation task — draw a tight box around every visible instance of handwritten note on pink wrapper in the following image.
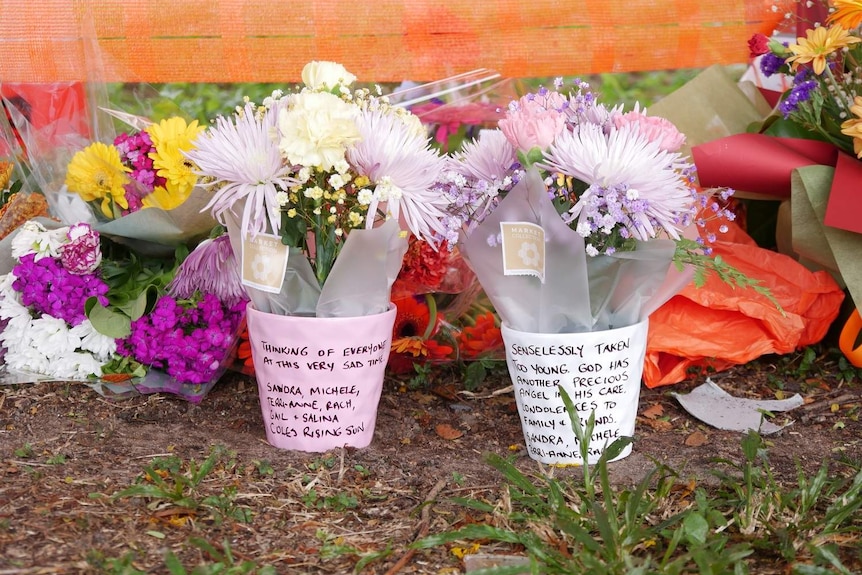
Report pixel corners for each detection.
[246,303,396,452]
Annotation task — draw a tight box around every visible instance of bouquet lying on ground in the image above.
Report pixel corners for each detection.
[188,61,451,318]
[436,78,768,333]
[0,219,246,400]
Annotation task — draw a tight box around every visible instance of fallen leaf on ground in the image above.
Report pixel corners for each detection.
[638,416,672,431]
[431,384,459,400]
[642,403,664,419]
[435,423,464,440]
[684,430,708,447]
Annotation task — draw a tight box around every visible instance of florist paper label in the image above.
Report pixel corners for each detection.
[241,232,289,294]
[500,222,545,283]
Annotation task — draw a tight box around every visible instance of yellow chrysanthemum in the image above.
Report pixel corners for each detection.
[65,142,131,219]
[828,0,862,31]
[145,117,205,207]
[841,96,862,158]
[786,25,861,75]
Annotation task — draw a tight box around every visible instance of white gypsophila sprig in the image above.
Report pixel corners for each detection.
[539,121,695,243]
[190,101,298,237]
[347,108,448,243]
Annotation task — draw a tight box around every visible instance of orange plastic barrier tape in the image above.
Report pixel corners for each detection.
[0,0,791,83]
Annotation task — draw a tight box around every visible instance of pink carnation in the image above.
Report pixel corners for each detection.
[59,223,102,275]
[613,110,686,152]
[499,91,568,152]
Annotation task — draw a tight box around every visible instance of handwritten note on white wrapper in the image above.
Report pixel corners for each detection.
[502,320,649,465]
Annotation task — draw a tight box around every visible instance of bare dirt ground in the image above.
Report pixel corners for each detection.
[0,348,860,574]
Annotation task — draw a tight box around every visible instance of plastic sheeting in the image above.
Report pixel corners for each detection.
[0,0,792,83]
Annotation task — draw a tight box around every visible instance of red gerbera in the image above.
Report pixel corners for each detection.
[392,296,431,339]
[458,312,504,359]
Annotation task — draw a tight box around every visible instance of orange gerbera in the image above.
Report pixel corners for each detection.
[237,324,255,374]
[458,312,504,359]
[388,296,454,374]
[828,0,862,31]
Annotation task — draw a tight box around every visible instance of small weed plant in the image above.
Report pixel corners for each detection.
[110,445,253,525]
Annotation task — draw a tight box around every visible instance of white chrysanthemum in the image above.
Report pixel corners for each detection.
[189,101,297,237]
[539,122,694,241]
[71,320,117,359]
[347,109,448,243]
[30,315,82,355]
[3,343,50,376]
[11,221,69,261]
[278,91,361,172]
[53,351,105,380]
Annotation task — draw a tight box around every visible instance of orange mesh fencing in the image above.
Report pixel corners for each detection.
[0,0,791,83]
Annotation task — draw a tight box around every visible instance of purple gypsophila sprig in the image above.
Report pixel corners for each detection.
[11,253,109,326]
[118,293,245,385]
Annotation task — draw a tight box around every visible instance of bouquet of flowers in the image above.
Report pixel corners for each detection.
[188,61,451,318]
[387,234,506,374]
[0,83,217,255]
[750,0,862,156]
[0,221,115,380]
[64,116,203,220]
[437,79,753,334]
[0,219,246,401]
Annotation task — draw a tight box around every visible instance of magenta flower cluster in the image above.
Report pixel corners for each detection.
[11,253,110,326]
[114,130,166,212]
[118,293,245,385]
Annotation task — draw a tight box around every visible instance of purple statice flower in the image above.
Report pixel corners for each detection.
[167,234,247,307]
[759,52,787,77]
[118,293,245,385]
[779,79,818,118]
[59,223,102,275]
[11,253,109,326]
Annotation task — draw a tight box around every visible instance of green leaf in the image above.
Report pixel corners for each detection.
[464,361,487,390]
[411,524,523,549]
[86,299,132,339]
[683,512,710,546]
[281,212,307,247]
[163,551,187,575]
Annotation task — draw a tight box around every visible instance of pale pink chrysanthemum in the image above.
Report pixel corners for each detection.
[187,101,297,238]
[347,109,448,243]
[168,234,247,307]
[450,129,517,186]
[539,121,695,242]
